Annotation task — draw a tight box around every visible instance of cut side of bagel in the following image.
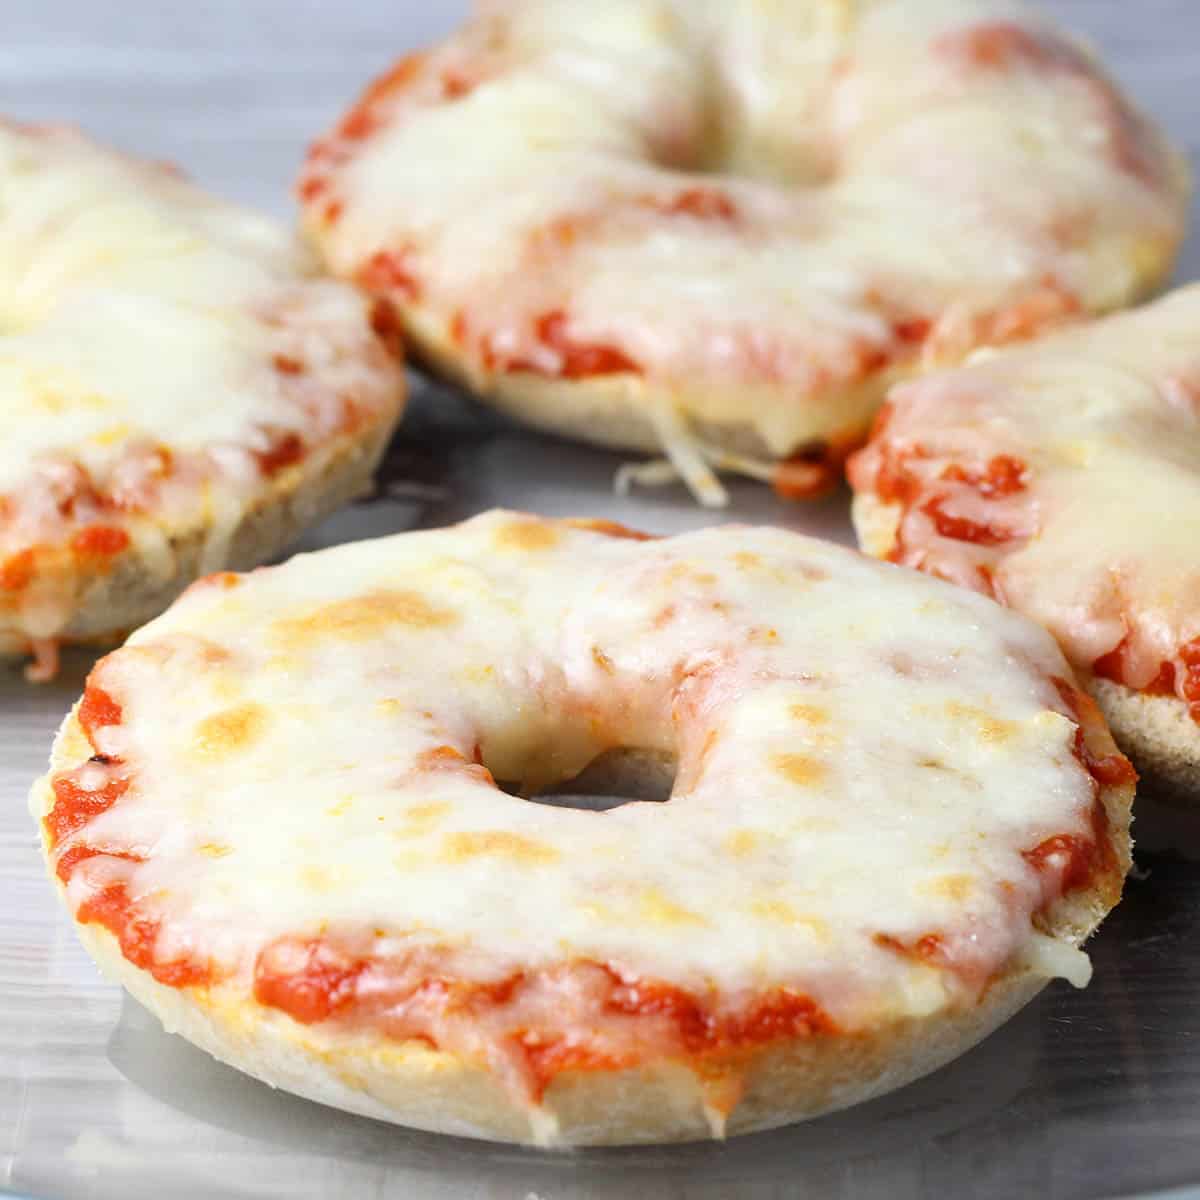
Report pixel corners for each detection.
[34,512,1133,1144]
[0,121,406,676]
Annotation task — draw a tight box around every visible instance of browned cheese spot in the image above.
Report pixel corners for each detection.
[924,873,974,902]
[442,831,561,866]
[494,518,561,552]
[945,701,1017,744]
[640,887,706,926]
[772,753,828,787]
[397,801,451,837]
[192,702,268,759]
[789,703,830,725]
[724,830,759,857]
[273,590,458,647]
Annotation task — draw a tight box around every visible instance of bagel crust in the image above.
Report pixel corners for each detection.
[848,286,1200,801]
[0,121,405,675]
[33,512,1133,1145]
[298,0,1188,504]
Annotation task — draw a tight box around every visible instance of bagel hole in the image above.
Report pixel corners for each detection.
[499,748,675,812]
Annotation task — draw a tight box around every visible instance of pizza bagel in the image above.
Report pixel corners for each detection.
[298,0,1188,505]
[33,510,1134,1145]
[849,285,1200,800]
[0,121,405,679]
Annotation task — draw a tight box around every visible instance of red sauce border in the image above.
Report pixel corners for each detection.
[47,664,1129,1099]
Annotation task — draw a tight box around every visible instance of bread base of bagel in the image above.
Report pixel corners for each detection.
[1080,675,1200,805]
[1,418,397,664]
[35,704,1131,1146]
[399,303,892,465]
[73,921,1050,1146]
[850,492,1199,803]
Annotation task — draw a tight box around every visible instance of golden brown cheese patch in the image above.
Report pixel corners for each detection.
[493,517,560,552]
[790,703,830,725]
[749,898,800,924]
[273,589,458,647]
[191,702,268,759]
[723,830,759,857]
[772,753,828,787]
[749,899,830,939]
[639,887,707,927]
[923,874,975,902]
[299,864,343,893]
[944,702,1017,744]
[441,831,561,866]
[591,646,615,674]
[396,801,451,837]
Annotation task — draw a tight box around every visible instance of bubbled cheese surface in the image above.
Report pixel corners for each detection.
[55,512,1103,1028]
[0,122,400,556]
[301,0,1188,456]
[850,285,1200,692]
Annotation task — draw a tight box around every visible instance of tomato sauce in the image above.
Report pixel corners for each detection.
[564,518,656,541]
[488,310,640,379]
[519,1035,629,1097]
[941,455,1027,498]
[773,431,864,502]
[360,249,422,304]
[1092,635,1200,725]
[894,317,932,345]
[873,933,955,981]
[368,298,405,360]
[0,547,35,592]
[533,310,639,379]
[46,772,129,845]
[272,354,305,376]
[921,496,1015,546]
[938,22,1083,74]
[1016,677,1130,902]
[79,684,122,740]
[77,877,210,988]
[253,945,835,1100]
[71,524,130,557]
[45,683,126,843]
[50,686,212,989]
[255,433,305,476]
[1052,677,1137,790]
[937,22,1161,188]
[773,455,840,501]
[1022,833,1097,893]
[440,67,477,100]
[416,744,496,785]
[255,939,369,1024]
[653,188,738,221]
[1181,639,1200,721]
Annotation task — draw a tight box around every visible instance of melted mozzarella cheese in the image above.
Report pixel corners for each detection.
[850,284,1200,691]
[301,0,1187,457]
[0,123,403,632]
[49,512,1107,1029]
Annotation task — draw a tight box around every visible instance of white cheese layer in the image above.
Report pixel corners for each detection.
[850,284,1200,694]
[52,512,1107,1029]
[300,0,1187,456]
[0,122,403,628]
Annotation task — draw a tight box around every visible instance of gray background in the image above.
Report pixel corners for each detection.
[3,4,1200,1199]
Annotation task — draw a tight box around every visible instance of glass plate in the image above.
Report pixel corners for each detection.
[2,1,1199,1196]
